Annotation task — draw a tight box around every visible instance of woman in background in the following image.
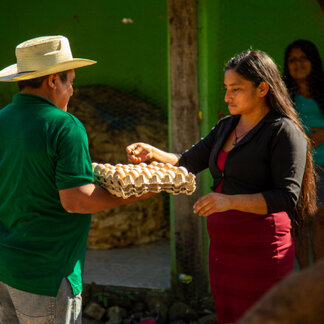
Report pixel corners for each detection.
[284,39,324,267]
[127,50,316,323]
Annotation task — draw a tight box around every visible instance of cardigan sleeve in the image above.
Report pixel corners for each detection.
[262,120,307,213]
[178,125,219,175]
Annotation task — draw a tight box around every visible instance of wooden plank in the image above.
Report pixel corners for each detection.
[168,0,209,298]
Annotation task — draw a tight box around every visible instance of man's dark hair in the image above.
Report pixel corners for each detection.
[17,70,69,91]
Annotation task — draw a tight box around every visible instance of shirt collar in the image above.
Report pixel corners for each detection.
[13,93,57,108]
[231,110,281,127]
[229,110,282,148]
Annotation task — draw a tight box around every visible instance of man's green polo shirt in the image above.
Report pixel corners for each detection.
[0,93,93,296]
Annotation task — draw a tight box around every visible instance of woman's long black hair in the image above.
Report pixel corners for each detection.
[283,39,324,112]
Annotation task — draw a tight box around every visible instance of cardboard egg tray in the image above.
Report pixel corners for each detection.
[92,161,196,199]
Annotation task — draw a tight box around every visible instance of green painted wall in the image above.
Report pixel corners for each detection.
[0,0,168,116]
[198,0,324,131]
[2,0,321,134]
[196,0,324,275]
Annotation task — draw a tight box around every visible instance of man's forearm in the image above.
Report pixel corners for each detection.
[60,184,154,214]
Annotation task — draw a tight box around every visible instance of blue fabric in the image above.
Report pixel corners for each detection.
[295,94,324,165]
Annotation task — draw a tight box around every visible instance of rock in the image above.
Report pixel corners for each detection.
[198,296,216,313]
[84,301,106,321]
[82,319,103,324]
[122,319,132,324]
[132,301,146,312]
[238,259,324,323]
[129,312,144,322]
[106,306,128,324]
[145,290,168,308]
[169,301,198,322]
[95,288,134,308]
[198,313,219,324]
[145,291,169,323]
[105,319,120,324]
[107,305,128,318]
[154,304,168,324]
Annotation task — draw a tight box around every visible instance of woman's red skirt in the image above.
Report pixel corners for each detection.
[207,209,295,323]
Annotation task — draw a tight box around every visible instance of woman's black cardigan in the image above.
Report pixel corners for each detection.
[178,110,307,214]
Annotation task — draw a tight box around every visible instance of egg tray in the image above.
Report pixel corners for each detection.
[92,161,196,199]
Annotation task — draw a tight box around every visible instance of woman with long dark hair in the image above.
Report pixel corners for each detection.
[284,40,324,267]
[127,50,316,323]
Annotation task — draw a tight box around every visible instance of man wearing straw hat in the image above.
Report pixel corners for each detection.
[0,35,146,323]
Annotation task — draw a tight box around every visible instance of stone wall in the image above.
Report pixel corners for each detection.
[68,85,169,249]
[82,283,218,324]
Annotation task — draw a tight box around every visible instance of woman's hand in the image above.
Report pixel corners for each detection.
[126,143,154,163]
[309,128,324,148]
[193,192,232,216]
[194,192,268,216]
[126,143,180,165]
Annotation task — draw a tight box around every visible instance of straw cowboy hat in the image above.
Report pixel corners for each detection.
[0,35,96,82]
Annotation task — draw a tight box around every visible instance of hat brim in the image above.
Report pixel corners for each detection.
[0,58,97,82]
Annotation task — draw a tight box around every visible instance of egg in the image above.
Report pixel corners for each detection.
[142,168,153,179]
[113,169,126,180]
[177,166,189,176]
[92,160,196,198]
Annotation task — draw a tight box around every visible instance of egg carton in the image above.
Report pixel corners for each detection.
[92,161,196,198]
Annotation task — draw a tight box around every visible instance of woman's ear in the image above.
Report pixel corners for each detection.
[257,81,270,97]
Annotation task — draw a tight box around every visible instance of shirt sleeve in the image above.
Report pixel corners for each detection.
[262,121,307,213]
[178,125,218,174]
[55,117,93,190]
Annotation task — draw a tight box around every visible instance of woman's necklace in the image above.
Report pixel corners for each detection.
[233,128,250,146]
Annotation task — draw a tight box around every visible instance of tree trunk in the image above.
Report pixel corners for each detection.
[168,0,209,299]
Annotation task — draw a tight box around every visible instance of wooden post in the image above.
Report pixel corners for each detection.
[168,0,209,299]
